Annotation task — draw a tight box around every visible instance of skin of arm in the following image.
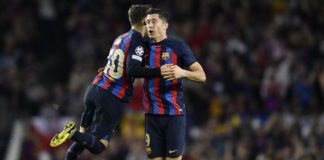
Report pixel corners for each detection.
[161,62,206,83]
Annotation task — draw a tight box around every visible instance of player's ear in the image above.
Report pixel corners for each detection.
[144,17,148,25]
[163,22,168,30]
[141,19,146,25]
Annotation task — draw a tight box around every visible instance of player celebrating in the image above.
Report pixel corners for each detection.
[144,8,206,160]
[50,5,165,160]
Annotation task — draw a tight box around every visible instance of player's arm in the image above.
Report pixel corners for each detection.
[126,35,165,78]
[161,41,206,82]
[127,65,161,77]
[128,62,172,78]
[161,62,206,83]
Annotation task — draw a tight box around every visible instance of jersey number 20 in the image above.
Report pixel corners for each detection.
[105,49,124,79]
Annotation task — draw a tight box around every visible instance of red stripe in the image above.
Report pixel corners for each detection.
[93,72,103,85]
[107,33,129,76]
[109,33,130,97]
[144,49,150,113]
[102,76,112,89]
[116,38,132,98]
[124,36,132,54]
[153,46,164,114]
[116,88,126,99]
[171,51,180,115]
[144,83,150,113]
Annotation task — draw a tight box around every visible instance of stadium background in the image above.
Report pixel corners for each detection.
[0,0,324,159]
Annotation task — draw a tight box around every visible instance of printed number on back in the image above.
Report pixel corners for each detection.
[104,49,125,79]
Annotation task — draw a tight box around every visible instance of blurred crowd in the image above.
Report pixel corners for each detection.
[1,0,324,159]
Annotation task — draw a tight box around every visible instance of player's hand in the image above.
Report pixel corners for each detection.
[160,64,174,74]
[162,65,185,81]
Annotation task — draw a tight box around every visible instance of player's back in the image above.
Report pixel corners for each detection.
[143,38,197,115]
[93,30,144,102]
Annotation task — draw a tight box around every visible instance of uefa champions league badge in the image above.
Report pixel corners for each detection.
[135,46,144,56]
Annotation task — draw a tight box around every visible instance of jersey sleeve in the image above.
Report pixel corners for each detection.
[126,33,145,67]
[179,41,197,68]
[126,33,161,77]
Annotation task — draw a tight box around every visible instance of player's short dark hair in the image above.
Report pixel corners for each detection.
[146,8,169,23]
[128,4,152,25]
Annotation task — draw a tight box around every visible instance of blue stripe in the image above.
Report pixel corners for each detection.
[103,135,110,141]
[149,46,156,68]
[112,33,132,95]
[98,75,107,87]
[112,85,122,95]
[121,34,132,52]
[149,46,159,114]
[165,48,175,115]
[116,34,131,82]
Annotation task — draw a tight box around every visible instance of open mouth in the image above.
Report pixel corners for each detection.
[148,30,153,35]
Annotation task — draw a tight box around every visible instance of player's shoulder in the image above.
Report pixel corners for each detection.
[166,37,183,44]
[113,32,129,42]
[115,30,140,41]
[166,38,188,47]
[130,29,143,40]
[166,38,190,51]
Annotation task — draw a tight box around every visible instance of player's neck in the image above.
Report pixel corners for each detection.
[152,34,167,43]
[132,25,145,37]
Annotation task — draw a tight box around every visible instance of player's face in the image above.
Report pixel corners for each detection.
[145,14,168,41]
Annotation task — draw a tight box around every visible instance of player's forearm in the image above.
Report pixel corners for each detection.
[127,65,161,78]
[182,69,206,83]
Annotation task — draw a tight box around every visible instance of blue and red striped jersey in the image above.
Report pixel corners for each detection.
[143,38,197,115]
[93,30,146,102]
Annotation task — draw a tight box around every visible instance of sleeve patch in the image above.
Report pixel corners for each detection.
[132,55,143,61]
[135,46,144,56]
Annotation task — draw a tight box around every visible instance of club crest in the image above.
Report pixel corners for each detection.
[161,52,170,60]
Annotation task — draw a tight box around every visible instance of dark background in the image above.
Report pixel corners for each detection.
[0,0,324,159]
